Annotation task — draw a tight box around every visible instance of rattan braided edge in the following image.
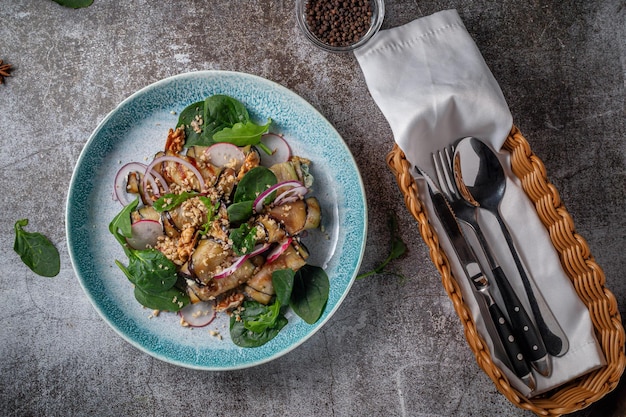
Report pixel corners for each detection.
[385,126,625,416]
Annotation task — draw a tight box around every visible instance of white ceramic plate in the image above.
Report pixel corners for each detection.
[66,71,367,370]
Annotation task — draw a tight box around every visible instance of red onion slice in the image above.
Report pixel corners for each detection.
[149,170,169,194]
[115,162,169,205]
[204,143,245,169]
[253,180,304,213]
[114,162,147,205]
[213,255,248,280]
[178,301,216,327]
[274,185,308,206]
[249,242,271,257]
[143,155,206,203]
[266,237,293,263]
[259,133,291,167]
[126,219,164,250]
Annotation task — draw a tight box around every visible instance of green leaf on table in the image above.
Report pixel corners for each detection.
[356,213,407,280]
[52,0,94,8]
[13,219,60,277]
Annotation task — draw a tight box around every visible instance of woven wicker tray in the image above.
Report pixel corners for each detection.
[386,125,625,416]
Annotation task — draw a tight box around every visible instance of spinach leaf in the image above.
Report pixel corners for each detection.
[272,269,295,307]
[227,166,276,223]
[178,95,250,148]
[243,300,282,333]
[52,0,93,8]
[176,100,205,147]
[177,95,272,149]
[233,166,277,203]
[198,197,220,236]
[204,95,250,135]
[198,195,218,214]
[290,265,329,324]
[230,224,258,256]
[13,219,60,277]
[230,300,288,348]
[226,200,254,224]
[116,249,177,294]
[153,191,199,212]
[134,286,190,311]
[109,198,139,246]
[213,119,271,146]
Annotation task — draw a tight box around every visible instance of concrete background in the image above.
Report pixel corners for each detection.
[0,1,624,416]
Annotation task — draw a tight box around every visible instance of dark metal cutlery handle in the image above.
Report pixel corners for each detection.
[483,291,535,390]
[491,266,550,375]
[494,215,564,357]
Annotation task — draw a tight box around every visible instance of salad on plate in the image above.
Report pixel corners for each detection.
[109,94,329,348]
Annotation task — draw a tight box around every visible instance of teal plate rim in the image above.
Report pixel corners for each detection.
[65,70,367,370]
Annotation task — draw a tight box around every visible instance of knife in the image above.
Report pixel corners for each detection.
[417,167,536,391]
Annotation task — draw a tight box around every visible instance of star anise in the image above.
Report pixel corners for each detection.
[0,59,13,84]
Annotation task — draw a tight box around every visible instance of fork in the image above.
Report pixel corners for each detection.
[432,146,551,377]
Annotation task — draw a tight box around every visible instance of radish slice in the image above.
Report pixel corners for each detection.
[178,301,216,327]
[259,133,291,167]
[126,219,164,250]
[253,180,304,213]
[114,162,147,205]
[143,155,206,202]
[266,237,293,263]
[249,242,271,257]
[204,143,245,169]
[213,255,248,280]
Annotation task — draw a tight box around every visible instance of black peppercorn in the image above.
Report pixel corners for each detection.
[304,0,373,47]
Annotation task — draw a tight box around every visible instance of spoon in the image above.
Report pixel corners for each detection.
[453,137,569,357]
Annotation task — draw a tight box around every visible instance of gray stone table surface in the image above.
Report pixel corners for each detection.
[1,1,624,416]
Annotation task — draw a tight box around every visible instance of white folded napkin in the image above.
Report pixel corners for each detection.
[355,9,605,397]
